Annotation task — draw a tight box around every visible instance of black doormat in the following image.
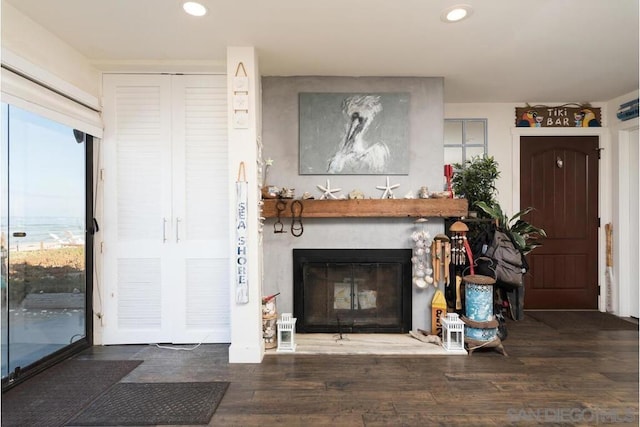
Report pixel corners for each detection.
[527,310,639,331]
[1,359,142,427]
[67,382,230,426]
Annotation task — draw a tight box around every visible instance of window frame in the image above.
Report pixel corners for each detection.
[444,118,488,164]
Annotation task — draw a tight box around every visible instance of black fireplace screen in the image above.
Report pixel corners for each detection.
[293,249,412,333]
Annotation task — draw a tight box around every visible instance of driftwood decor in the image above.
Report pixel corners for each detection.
[515,104,601,128]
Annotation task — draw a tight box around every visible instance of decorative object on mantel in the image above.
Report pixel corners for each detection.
[348,189,365,200]
[429,191,451,199]
[235,162,249,304]
[515,103,601,127]
[290,200,304,237]
[301,192,314,200]
[403,191,415,199]
[444,164,454,197]
[261,158,279,199]
[261,185,279,199]
[262,157,273,183]
[411,218,433,289]
[279,187,295,199]
[376,176,400,199]
[317,179,342,199]
[272,200,304,237]
[617,98,639,121]
[273,200,287,234]
[418,186,429,199]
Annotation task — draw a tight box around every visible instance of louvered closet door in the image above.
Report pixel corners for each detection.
[170,75,230,343]
[101,74,230,344]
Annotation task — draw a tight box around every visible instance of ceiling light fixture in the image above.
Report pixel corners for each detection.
[183,1,207,17]
[441,4,473,23]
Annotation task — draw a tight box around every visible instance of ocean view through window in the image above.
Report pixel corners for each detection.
[1,103,92,387]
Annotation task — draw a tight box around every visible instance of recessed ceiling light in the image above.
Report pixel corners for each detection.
[441,4,473,23]
[183,1,207,17]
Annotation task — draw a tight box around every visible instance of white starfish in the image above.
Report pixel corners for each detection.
[376,176,400,199]
[317,179,341,200]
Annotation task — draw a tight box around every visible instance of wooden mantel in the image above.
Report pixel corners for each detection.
[262,198,468,218]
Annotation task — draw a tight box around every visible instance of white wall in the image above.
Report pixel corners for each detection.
[1,3,100,104]
[605,90,639,316]
[445,103,516,212]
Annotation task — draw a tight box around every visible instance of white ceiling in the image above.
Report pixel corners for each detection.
[5,0,639,103]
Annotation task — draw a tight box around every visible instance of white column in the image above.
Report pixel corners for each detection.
[227,47,264,363]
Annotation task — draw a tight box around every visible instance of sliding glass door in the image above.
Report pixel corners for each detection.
[1,103,92,384]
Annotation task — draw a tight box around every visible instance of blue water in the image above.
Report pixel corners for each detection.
[2,216,85,245]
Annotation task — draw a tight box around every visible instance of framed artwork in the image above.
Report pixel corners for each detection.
[299,92,410,175]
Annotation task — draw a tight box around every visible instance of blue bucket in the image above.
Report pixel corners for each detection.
[465,282,493,322]
[464,275,497,342]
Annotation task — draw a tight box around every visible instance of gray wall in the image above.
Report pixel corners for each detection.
[261,76,445,332]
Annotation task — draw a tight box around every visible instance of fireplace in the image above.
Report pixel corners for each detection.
[293,249,412,333]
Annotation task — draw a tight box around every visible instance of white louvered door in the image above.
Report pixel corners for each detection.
[170,75,230,343]
[102,74,229,344]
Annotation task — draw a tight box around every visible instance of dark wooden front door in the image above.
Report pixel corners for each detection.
[520,136,599,309]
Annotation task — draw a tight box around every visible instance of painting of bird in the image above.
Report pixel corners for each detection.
[327,95,390,173]
[299,92,409,175]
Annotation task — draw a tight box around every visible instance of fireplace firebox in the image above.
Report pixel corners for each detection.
[293,249,412,333]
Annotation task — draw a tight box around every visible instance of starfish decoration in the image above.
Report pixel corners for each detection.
[376,176,400,199]
[317,179,341,200]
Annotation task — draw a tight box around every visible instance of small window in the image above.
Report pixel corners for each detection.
[444,119,488,164]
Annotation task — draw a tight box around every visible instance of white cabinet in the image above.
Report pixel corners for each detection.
[102,74,230,344]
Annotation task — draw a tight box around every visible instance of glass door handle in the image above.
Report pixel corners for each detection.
[12,232,26,237]
[176,218,181,243]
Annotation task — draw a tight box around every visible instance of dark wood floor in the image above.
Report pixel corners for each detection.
[67,312,640,425]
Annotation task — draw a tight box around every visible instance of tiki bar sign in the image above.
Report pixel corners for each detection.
[515,105,601,128]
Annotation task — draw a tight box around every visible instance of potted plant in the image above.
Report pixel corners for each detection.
[474,201,546,255]
[451,156,500,218]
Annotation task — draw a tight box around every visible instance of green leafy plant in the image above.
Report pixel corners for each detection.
[475,201,547,255]
[451,156,500,216]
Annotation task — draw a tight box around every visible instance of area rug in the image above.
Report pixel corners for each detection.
[526,310,639,331]
[67,382,230,426]
[1,359,142,427]
[265,333,463,355]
